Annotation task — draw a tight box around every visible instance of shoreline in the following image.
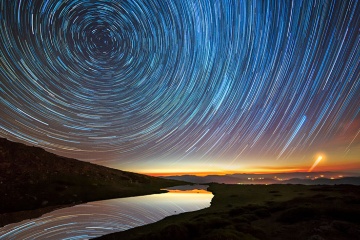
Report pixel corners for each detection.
[96,183,360,240]
[0,188,171,228]
[0,184,205,228]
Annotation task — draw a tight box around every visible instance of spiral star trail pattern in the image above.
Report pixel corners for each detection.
[0,0,359,173]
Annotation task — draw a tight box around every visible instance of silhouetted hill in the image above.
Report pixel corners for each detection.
[0,138,185,223]
[162,175,241,184]
[283,177,360,185]
[163,173,360,185]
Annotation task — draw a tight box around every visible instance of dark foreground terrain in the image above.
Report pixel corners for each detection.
[0,138,185,227]
[98,183,360,240]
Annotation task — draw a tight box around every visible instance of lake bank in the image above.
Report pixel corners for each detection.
[0,138,187,227]
[0,185,213,239]
[0,185,184,228]
[97,183,360,240]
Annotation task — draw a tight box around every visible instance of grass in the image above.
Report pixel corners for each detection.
[97,183,360,240]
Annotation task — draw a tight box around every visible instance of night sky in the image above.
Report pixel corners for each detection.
[1,0,359,175]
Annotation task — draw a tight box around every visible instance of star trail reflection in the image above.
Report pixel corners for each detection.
[0,187,213,239]
[0,0,359,172]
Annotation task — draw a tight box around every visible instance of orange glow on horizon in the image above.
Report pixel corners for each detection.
[145,171,227,177]
[312,162,360,172]
[125,152,359,177]
[144,168,308,177]
[141,163,360,177]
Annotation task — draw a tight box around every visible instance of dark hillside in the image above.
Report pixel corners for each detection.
[0,138,185,226]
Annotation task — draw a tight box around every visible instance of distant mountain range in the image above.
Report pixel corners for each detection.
[163,172,360,185]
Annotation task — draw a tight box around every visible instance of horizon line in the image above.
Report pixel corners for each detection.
[144,169,359,177]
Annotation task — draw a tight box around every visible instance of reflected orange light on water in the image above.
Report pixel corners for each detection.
[164,189,211,194]
[0,188,213,239]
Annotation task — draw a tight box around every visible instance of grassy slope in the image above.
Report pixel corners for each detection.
[0,138,186,227]
[98,183,360,240]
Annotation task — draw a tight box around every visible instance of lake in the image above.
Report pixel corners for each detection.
[0,185,213,239]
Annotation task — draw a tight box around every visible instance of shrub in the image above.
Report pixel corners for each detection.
[277,207,316,224]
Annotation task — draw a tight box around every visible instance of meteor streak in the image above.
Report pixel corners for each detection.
[308,156,323,172]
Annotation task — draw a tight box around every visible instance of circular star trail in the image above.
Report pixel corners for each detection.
[0,0,359,169]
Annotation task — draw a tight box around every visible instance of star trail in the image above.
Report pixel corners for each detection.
[0,0,359,174]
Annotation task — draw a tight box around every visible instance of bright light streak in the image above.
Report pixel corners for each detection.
[308,156,323,172]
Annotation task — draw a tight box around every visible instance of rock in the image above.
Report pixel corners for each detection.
[308,235,325,240]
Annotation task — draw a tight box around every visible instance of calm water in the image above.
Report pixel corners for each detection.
[0,185,213,239]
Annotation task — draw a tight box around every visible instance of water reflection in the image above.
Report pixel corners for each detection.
[0,185,213,239]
